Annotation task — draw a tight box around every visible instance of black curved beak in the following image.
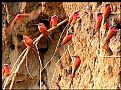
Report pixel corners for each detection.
[71,56,76,57]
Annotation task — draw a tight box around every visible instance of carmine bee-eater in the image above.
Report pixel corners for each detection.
[66,10,80,31]
[69,55,81,87]
[96,13,103,32]
[103,4,111,25]
[4,13,29,36]
[95,12,103,42]
[50,15,58,28]
[71,55,81,79]
[105,25,116,43]
[2,64,10,76]
[35,23,56,45]
[56,32,73,52]
[68,10,80,26]
[23,36,42,58]
[102,25,116,55]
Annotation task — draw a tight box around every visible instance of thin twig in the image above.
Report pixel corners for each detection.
[51,49,68,83]
[33,18,68,44]
[9,48,30,90]
[3,48,27,90]
[51,41,74,83]
[41,12,88,72]
[35,42,43,89]
[25,55,33,79]
[11,48,27,72]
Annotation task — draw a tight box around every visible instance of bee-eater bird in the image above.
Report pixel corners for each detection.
[70,55,81,87]
[71,55,81,79]
[95,12,103,42]
[96,13,103,32]
[66,10,80,31]
[35,23,56,45]
[103,4,111,25]
[50,15,58,28]
[102,25,116,54]
[4,5,42,39]
[4,13,29,36]
[23,36,42,58]
[56,32,73,52]
[68,10,80,26]
[105,25,116,43]
[2,64,10,76]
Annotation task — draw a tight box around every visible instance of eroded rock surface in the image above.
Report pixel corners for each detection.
[2,2,120,89]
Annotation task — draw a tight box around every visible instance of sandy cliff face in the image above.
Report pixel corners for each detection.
[2,2,121,89]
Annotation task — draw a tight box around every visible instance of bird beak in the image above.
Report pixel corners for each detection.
[71,56,76,57]
[77,10,80,13]
[70,32,74,34]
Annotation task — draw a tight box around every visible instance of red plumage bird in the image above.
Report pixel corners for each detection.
[56,32,73,52]
[71,55,81,79]
[103,4,111,25]
[96,13,103,32]
[102,25,116,54]
[23,36,42,57]
[2,64,10,76]
[105,25,116,43]
[50,15,58,28]
[66,10,80,30]
[70,55,81,87]
[95,12,103,42]
[4,14,29,36]
[68,10,80,26]
[36,23,56,45]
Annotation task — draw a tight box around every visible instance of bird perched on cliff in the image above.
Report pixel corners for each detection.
[71,55,81,79]
[95,12,103,42]
[4,5,42,43]
[66,10,80,30]
[4,13,29,36]
[102,25,116,55]
[50,15,58,28]
[56,32,73,52]
[2,64,10,77]
[103,3,111,25]
[23,36,42,57]
[69,55,81,87]
[96,13,103,32]
[105,25,116,43]
[35,23,56,45]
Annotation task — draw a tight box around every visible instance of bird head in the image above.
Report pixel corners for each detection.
[51,15,56,19]
[97,12,103,16]
[23,35,28,40]
[71,55,79,58]
[38,23,43,26]
[4,64,9,67]
[34,23,43,26]
[110,25,115,29]
[16,14,22,20]
[74,10,80,14]
[105,4,110,7]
